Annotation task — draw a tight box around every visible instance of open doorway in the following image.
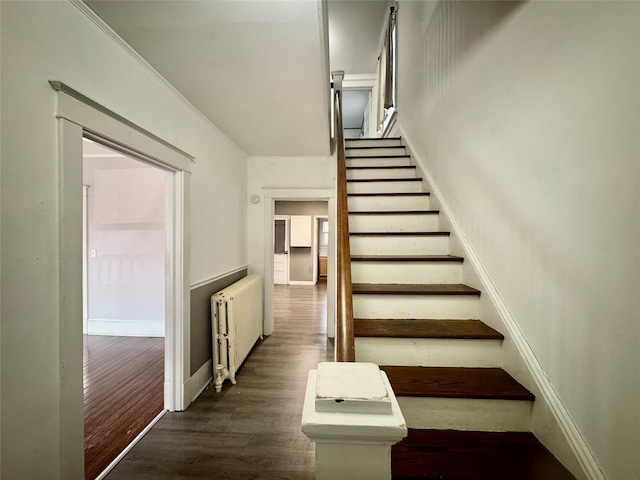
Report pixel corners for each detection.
[82,138,167,479]
[52,82,191,478]
[273,201,328,286]
[343,89,372,138]
[265,200,334,338]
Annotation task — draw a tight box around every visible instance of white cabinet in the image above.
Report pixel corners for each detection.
[290,215,312,247]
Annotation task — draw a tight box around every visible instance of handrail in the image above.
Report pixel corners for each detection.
[333,73,356,362]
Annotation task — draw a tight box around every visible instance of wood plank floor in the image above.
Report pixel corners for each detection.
[84,335,164,480]
[105,283,332,480]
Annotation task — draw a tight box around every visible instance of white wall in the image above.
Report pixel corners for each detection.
[84,155,166,336]
[397,2,639,479]
[0,1,247,478]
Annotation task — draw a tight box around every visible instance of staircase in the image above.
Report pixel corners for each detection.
[344,137,575,479]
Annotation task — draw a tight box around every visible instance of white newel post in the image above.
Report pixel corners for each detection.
[301,362,408,480]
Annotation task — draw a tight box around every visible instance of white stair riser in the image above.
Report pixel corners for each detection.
[346,157,411,167]
[346,168,416,180]
[355,338,502,367]
[351,261,462,284]
[346,147,406,157]
[345,139,403,148]
[350,235,450,256]
[347,180,423,194]
[353,294,479,319]
[397,397,532,432]
[349,214,438,233]
[348,195,430,212]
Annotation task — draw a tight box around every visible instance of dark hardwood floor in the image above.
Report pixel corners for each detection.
[105,283,332,480]
[84,335,164,480]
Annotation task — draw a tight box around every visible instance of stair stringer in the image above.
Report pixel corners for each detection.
[397,127,604,480]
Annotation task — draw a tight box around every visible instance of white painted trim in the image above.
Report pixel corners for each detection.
[186,359,214,403]
[169,170,190,413]
[87,319,165,337]
[68,0,247,159]
[58,119,86,478]
[55,87,191,424]
[53,85,192,172]
[82,185,89,334]
[289,281,317,286]
[400,128,605,480]
[94,410,167,480]
[344,73,377,84]
[190,265,249,290]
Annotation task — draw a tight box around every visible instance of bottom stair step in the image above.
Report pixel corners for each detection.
[392,429,576,480]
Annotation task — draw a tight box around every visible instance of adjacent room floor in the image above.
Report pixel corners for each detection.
[84,335,164,480]
[105,283,331,479]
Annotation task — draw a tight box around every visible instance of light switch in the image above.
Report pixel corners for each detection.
[90,249,97,258]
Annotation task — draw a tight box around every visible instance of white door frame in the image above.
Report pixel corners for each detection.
[262,189,336,339]
[52,81,193,475]
[273,215,290,285]
[82,185,89,334]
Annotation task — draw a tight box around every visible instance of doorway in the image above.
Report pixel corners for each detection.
[82,138,168,479]
[342,89,372,138]
[273,201,328,286]
[53,83,192,479]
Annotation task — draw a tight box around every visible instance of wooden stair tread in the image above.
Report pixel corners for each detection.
[347,178,422,182]
[348,192,431,197]
[346,137,402,141]
[381,366,534,400]
[352,283,481,296]
[350,231,450,237]
[346,155,411,159]
[347,145,406,149]
[349,210,439,215]
[392,429,575,480]
[347,165,416,170]
[354,319,503,339]
[351,255,462,262]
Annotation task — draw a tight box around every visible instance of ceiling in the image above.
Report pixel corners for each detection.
[86,0,390,156]
[328,0,390,74]
[86,0,331,157]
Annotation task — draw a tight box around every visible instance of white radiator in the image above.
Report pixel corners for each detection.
[211,274,263,392]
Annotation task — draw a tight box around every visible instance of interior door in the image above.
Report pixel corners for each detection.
[273,216,289,285]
